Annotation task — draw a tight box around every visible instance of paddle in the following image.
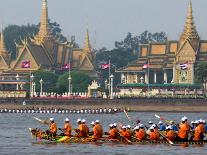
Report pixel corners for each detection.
[155,127,174,145]
[123,109,136,126]
[155,114,172,125]
[154,115,174,145]
[33,117,49,125]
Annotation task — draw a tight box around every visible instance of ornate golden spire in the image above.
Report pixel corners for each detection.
[39,0,50,36]
[83,29,92,53]
[0,29,8,59]
[179,1,199,49]
[34,0,52,44]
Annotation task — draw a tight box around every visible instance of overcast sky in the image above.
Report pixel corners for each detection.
[0,0,206,49]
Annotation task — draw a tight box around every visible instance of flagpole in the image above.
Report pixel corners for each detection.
[147,59,150,98]
[68,60,72,97]
[30,71,31,98]
[108,59,111,98]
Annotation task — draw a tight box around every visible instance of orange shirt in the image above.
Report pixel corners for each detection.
[193,126,202,141]
[166,130,177,141]
[50,122,57,133]
[121,130,131,139]
[78,124,88,138]
[108,128,117,139]
[64,123,72,136]
[135,129,146,140]
[198,124,205,133]
[154,129,160,140]
[178,123,188,139]
[149,131,158,140]
[93,124,103,139]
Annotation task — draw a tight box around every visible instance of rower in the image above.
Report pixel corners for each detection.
[153,125,160,140]
[81,119,89,138]
[146,121,153,135]
[135,124,146,141]
[59,118,72,137]
[198,119,205,140]
[76,118,84,138]
[158,121,166,131]
[120,126,131,140]
[113,123,119,138]
[46,118,57,138]
[149,126,159,141]
[203,120,207,133]
[170,121,178,131]
[93,120,103,139]
[108,124,116,139]
[178,117,189,141]
[193,120,202,142]
[166,126,177,141]
[126,125,133,136]
[191,121,195,130]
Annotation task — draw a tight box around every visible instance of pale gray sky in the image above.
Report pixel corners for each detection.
[0,0,206,49]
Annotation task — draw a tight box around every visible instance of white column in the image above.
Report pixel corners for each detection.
[172,63,176,83]
[145,71,148,84]
[191,63,194,84]
[135,73,138,83]
[154,71,157,84]
[164,70,167,84]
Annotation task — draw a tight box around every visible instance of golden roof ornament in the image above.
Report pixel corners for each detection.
[34,0,53,44]
[83,29,92,53]
[0,29,9,58]
[179,1,199,44]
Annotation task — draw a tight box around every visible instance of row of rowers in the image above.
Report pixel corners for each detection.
[47,116,207,142]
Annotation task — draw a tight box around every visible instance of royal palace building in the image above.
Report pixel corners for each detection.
[0,0,97,77]
[117,2,206,95]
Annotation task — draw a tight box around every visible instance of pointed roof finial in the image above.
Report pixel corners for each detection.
[0,29,7,55]
[38,0,50,37]
[83,29,91,53]
[179,0,199,48]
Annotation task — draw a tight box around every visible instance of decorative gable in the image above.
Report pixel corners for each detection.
[12,47,39,71]
[176,40,196,63]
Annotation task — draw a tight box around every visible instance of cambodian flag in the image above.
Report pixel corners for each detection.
[143,61,149,69]
[62,63,71,69]
[179,63,188,70]
[21,60,30,68]
[101,63,110,69]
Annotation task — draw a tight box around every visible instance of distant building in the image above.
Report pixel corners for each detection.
[117,2,207,86]
[0,0,97,77]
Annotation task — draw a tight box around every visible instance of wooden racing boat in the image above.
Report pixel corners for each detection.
[29,128,206,145]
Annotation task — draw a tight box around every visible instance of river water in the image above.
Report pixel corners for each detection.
[0,112,207,155]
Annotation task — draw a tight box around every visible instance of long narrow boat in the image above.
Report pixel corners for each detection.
[29,128,206,146]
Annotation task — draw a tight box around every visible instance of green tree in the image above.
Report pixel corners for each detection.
[33,70,59,92]
[4,24,38,59]
[57,71,93,93]
[195,62,207,83]
[4,21,79,59]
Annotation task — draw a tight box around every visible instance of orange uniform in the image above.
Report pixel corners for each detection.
[166,130,177,141]
[50,122,57,134]
[193,126,202,141]
[64,122,72,136]
[79,124,89,138]
[108,128,116,139]
[154,129,160,140]
[93,124,103,139]
[178,123,188,139]
[149,131,158,141]
[198,124,205,134]
[135,129,146,140]
[120,130,131,140]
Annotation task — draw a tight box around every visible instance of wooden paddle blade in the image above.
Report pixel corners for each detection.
[155,114,161,119]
